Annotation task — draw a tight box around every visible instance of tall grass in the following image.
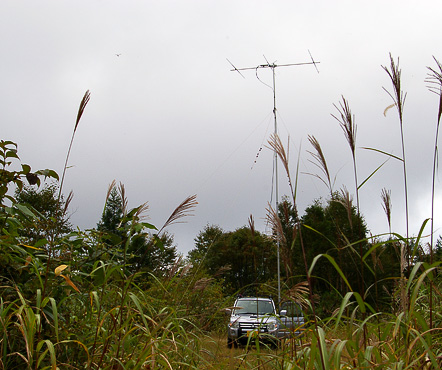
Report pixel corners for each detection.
[59,90,90,199]
[382,55,410,316]
[426,56,442,330]
[3,54,442,369]
[258,54,442,369]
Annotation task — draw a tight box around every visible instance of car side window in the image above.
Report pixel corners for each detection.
[281,302,302,317]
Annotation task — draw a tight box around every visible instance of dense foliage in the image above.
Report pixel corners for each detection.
[189,224,277,295]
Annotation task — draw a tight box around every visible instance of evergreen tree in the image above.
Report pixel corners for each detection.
[300,193,369,297]
[97,187,123,235]
[15,182,73,244]
[96,184,177,277]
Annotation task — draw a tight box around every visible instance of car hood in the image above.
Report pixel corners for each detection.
[230,314,276,324]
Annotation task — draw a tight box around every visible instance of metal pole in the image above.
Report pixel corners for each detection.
[272,66,281,306]
[228,54,319,309]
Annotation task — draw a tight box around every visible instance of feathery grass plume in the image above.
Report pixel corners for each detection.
[179,262,192,277]
[267,133,295,199]
[383,54,406,123]
[381,188,392,234]
[167,256,184,279]
[331,96,359,210]
[337,186,353,230]
[426,56,442,330]
[159,195,198,234]
[332,96,357,161]
[307,135,333,193]
[102,179,117,215]
[117,182,128,217]
[248,214,255,237]
[213,264,231,278]
[286,281,310,310]
[59,90,91,199]
[193,277,213,291]
[427,56,442,122]
[133,201,149,220]
[382,54,409,313]
[265,202,295,277]
[62,190,74,217]
[265,202,286,247]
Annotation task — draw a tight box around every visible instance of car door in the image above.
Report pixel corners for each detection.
[279,301,304,338]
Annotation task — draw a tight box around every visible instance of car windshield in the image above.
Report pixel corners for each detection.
[233,299,274,315]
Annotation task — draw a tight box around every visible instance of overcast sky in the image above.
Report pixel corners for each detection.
[2,1,442,254]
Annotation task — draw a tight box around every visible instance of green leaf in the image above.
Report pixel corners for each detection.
[362,146,403,161]
[333,292,354,330]
[5,150,19,159]
[21,164,31,174]
[49,298,59,342]
[411,218,430,260]
[302,224,336,247]
[141,222,157,230]
[36,339,57,370]
[358,159,388,190]
[353,292,366,314]
[15,203,37,218]
[91,261,106,285]
[35,169,59,180]
[309,253,352,291]
[129,292,149,329]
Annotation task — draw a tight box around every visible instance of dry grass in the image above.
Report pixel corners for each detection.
[59,90,91,199]
[199,335,283,369]
[307,135,332,193]
[159,194,198,233]
[381,187,392,233]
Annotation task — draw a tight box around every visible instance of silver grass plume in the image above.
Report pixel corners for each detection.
[307,135,332,193]
[59,90,91,199]
[159,195,198,234]
[381,188,392,234]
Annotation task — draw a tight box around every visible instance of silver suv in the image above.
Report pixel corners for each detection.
[226,297,304,348]
[226,297,278,347]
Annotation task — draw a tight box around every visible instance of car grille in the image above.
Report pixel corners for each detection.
[239,322,267,333]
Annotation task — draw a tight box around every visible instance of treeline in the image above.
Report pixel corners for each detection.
[187,193,430,315]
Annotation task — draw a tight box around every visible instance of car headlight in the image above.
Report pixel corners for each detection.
[267,322,277,331]
[229,320,239,329]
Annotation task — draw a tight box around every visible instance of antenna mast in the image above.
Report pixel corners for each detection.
[228,53,319,305]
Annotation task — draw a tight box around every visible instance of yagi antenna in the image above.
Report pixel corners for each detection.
[227,51,320,306]
[226,58,245,79]
[263,54,271,66]
[308,49,320,74]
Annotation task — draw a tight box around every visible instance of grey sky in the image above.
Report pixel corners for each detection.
[2,1,442,254]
